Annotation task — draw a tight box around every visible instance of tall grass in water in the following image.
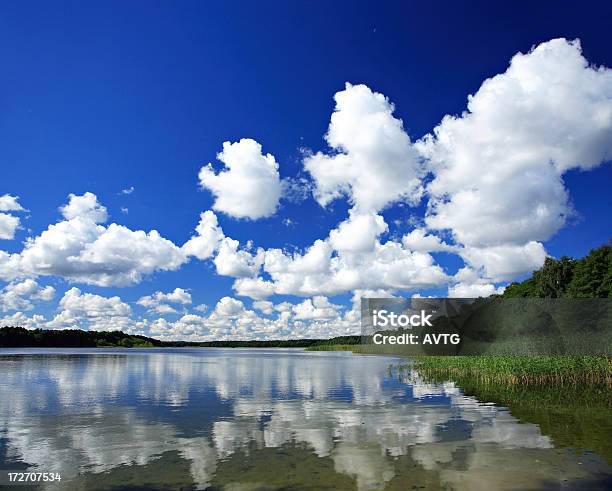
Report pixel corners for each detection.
[306,344,358,352]
[307,346,612,385]
[414,355,612,387]
[306,344,409,355]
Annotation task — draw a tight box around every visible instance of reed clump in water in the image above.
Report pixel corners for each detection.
[414,355,612,387]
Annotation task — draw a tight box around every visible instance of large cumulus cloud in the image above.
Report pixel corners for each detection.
[417,38,612,273]
[0,193,209,286]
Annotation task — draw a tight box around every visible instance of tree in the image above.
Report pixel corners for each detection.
[502,241,612,299]
[503,277,538,298]
[565,243,612,298]
[533,256,575,298]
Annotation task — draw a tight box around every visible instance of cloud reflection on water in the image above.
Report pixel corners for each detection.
[0,349,608,490]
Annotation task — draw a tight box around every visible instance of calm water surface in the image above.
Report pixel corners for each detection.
[0,348,610,490]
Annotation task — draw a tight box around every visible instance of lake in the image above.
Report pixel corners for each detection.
[0,348,610,490]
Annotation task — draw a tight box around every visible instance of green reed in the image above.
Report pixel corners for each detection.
[414,355,612,387]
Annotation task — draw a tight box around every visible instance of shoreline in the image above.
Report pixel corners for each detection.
[306,344,612,387]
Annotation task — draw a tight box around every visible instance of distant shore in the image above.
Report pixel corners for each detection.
[0,326,361,349]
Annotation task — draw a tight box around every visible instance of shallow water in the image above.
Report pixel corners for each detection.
[0,348,610,490]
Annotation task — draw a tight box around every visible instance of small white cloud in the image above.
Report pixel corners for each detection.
[0,279,55,312]
[0,311,47,330]
[182,211,225,260]
[0,194,26,212]
[402,229,454,253]
[60,192,108,223]
[214,297,245,317]
[460,242,547,282]
[120,186,135,195]
[199,139,282,220]
[214,238,264,278]
[274,302,293,313]
[137,288,192,315]
[252,300,274,315]
[292,296,342,320]
[282,177,312,204]
[59,287,131,316]
[329,212,388,253]
[0,213,20,240]
[137,288,192,309]
[448,282,504,298]
[152,304,178,315]
[164,288,192,304]
[232,277,275,300]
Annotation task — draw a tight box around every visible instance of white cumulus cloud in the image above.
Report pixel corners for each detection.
[199,139,282,220]
[418,38,612,251]
[0,213,20,240]
[460,242,547,282]
[0,279,55,312]
[329,212,388,253]
[1,193,187,286]
[60,192,108,222]
[292,296,342,321]
[0,195,26,240]
[448,282,505,298]
[304,83,423,213]
[47,287,134,331]
[214,238,264,278]
[232,277,275,300]
[214,297,245,317]
[252,300,274,315]
[0,194,26,212]
[137,287,192,314]
[182,211,225,260]
[402,229,455,253]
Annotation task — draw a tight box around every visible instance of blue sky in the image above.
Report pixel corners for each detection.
[1,1,611,340]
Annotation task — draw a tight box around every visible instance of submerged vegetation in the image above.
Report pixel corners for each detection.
[409,367,612,463]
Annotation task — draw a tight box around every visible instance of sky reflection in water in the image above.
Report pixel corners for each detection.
[0,348,610,490]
